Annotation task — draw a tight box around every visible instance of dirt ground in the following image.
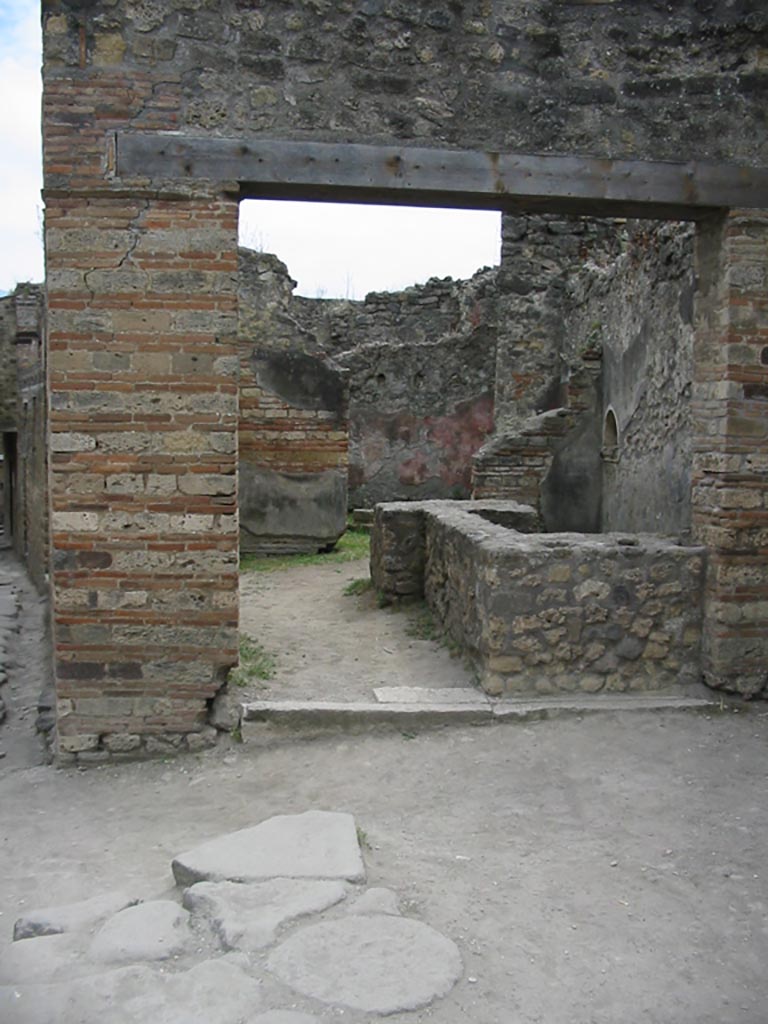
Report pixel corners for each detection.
[238,556,472,703]
[2,552,768,1022]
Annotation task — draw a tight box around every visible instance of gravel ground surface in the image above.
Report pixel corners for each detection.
[1,551,767,1022]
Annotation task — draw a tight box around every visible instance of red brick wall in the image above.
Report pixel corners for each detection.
[692,213,768,698]
[47,194,240,757]
[43,14,239,757]
[239,380,347,477]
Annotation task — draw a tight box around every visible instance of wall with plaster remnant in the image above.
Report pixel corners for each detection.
[473,214,612,532]
[304,271,497,506]
[473,215,696,538]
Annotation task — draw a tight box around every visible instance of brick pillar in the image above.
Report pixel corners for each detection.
[693,212,768,698]
[47,194,240,758]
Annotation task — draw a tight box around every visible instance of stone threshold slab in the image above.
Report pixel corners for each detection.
[242,700,493,730]
[373,687,491,706]
[491,694,717,719]
[240,694,719,742]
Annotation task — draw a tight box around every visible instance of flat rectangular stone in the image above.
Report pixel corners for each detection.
[172,811,365,886]
[373,687,489,706]
[491,695,717,719]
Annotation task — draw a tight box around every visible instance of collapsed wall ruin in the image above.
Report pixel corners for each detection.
[237,248,497,555]
[473,215,697,535]
[40,0,768,758]
[237,212,694,549]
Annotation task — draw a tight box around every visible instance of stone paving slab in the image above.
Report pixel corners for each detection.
[14,891,138,940]
[0,958,264,1024]
[88,900,192,964]
[348,887,401,916]
[491,694,717,719]
[241,700,493,735]
[266,914,463,1015]
[1,808,467,1021]
[0,932,84,985]
[253,1014,319,1024]
[172,810,366,887]
[241,694,717,743]
[183,878,347,951]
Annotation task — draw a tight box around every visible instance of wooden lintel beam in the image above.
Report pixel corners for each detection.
[114,133,768,219]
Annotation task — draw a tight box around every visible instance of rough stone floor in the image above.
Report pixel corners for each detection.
[2,552,768,1022]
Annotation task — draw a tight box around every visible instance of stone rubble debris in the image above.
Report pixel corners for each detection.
[1,810,463,1021]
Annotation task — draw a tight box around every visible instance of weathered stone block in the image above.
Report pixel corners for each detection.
[58,734,100,753]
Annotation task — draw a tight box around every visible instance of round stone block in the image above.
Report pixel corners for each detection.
[267,913,462,1015]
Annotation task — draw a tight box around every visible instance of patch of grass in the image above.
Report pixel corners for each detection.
[228,633,277,688]
[240,526,370,573]
[405,604,439,642]
[404,603,464,659]
[356,825,371,850]
[343,576,373,597]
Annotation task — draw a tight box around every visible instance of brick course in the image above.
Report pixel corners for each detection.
[692,213,768,697]
[46,191,240,754]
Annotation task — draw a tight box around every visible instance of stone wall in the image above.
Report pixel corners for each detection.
[0,295,19,432]
[45,2,767,166]
[237,250,348,554]
[13,287,48,592]
[372,501,705,697]
[473,215,614,532]
[371,499,539,602]
[309,272,497,505]
[0,285,48,591]
[42,0,768,752]
[692,213,768,699]
[474,216,697,538]
[239,254,496,508]
[566,221,696,535]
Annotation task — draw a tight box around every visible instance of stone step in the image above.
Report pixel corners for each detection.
[240,693,719,744]
[350,508,374,531]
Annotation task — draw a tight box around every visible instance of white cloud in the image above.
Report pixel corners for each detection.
[239,200,500,300]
